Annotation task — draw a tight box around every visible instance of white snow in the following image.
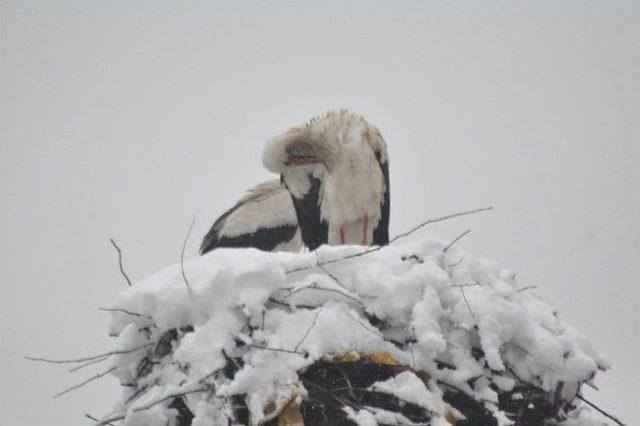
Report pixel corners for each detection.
[101,238,611,425]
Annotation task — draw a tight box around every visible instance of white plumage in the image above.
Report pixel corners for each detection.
[201,110,389,254]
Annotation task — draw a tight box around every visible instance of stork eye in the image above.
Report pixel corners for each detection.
[290,154,318,165]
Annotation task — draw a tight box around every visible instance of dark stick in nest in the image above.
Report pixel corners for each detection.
[109,238,132,286]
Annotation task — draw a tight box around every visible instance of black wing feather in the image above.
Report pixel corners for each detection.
[372,152,390,246]
[200,181,300,254]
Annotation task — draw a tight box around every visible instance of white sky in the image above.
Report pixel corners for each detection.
[1,2,639,425]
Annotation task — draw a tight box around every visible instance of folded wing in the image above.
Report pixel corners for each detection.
[200,180,301,254]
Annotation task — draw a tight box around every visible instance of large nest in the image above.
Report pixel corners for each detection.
[92,238,609,425]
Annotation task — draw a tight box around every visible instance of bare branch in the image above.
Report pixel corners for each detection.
[317,264,342,287]
[26,342,152,365]
[267,297,317,310]
[391,207,491,245]
[459,287,478,324]
[409,326,416,369]
[517,285,538,293]
[95,412,125,424]
[181,217,196,293]
[585,380,599,391]
[86,413,115,426]
[53,366,116,399]
[248,343,306,356]
[96,386,210,425]
[287,206,493,273]
[294,309,321,352]
[280,282,365,308]
[348,312,384,339]
[133,386,209,413]
[125,384,150,405]
[68,355,109,373]
[452,282,481,288]
[443,229,472,253]
[110,238,132,287]
[98,307,153,320]
[577,395,627,426]
[448,257,464,268]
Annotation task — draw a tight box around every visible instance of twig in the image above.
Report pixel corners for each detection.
[181,217,196,293]
[577,395,626,426]
[317,263,343,287]
[267,297,317,310]
[443,229,471,253]
[26,342,152,364]
[109,238,132,286]
[517,285,538,293]
[287,206,493,273]
[585,380,599,391]
[294,309,321,352]
[390,207,491,245]
[248,343,306,356]
[86,413,115,426]
[281,283,318,300]
[301,377,362,411]
[348,312,385,339]
[221,349,242,371]
[96,387,210,425]
[452,283,481,288]
[280,282,365,307]
[409,326,416,369]
[448,257,464,268]
[124,384,150,405]
[133,386,209,412]
[334,364,357,399]
[98,307,153,320]
[53,366,116,398]
[459,287,478,324]
[68,355,109,373]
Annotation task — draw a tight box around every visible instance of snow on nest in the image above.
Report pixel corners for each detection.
[103,238,610,425]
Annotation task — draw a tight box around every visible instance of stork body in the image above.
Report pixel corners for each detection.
[201,110,389,254]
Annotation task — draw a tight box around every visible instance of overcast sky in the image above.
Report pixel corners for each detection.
[1,2,639,425]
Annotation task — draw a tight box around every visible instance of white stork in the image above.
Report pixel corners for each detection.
[200,110,390,254]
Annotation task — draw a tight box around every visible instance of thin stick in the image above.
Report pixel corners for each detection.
[517,285,538,293]
[26,342,152,364]
[86,413,115,426]
[132,386,209,412]
[448,257,464,268]
[348,313,384,339]
[409,326,416,369]
[443,229,472,253]
[317,263,343,287]
[392,207,491,245]
[98,307,153,320]
[280,282,365,307]
[294,309,321,352]
[53,366,116,398]
[109,238,132,286]
[577,395,626,426]
[181,217,196,293]
[125,384,150,405]
[452,283,481,288]
[248,343,306,356]
[68,355,109,373]
[267,297,317,310]
[287,206,493,273]
[459,287,477,324]
[96,387,210,425]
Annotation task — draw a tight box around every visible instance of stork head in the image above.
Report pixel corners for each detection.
[263,110,389,247]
